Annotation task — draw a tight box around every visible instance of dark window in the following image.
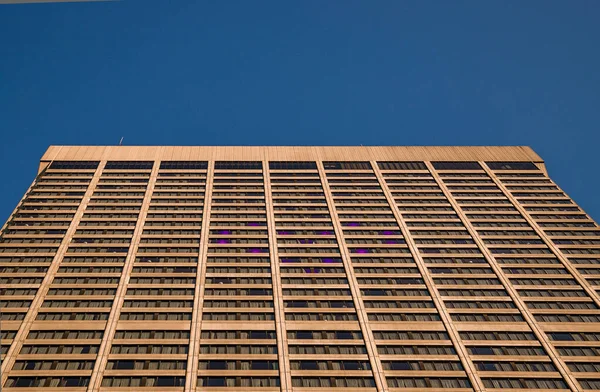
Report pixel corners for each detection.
[487,161,539,170]
[160,161,208,170]
[105,161,154,170]
[250,331,270,339]
[269,161,317,170]
[391,362,411,370]
[156,377,184,387]
[48,161,99,170]
[206,377,226,386]
[115,361,134,369]
[64,377,88,387]
[208,361,227,370]
[300,361,319,370]
[249,289,268,295]
[549,332,575,341]
[432,161,482,170]
[296,331,313,339]
[215,161,262,170]
[478,363,497,371]
[15,378,35,387]
[343,361,362,370]
[471,347,494,355]
[252,361,270,370]
[377,161,427,170]
[324,161,372,170]
[336,331,355,340]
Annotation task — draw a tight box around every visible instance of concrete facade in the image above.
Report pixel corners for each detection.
[1,146,599,391]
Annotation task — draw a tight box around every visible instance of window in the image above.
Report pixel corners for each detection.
[101,377,185,387]
[470,347,494,355]
[476,361,557,372]
[323,161,372,170]
[104,161,154,170]
[208,361,227,369]
[288,331,362,340]
[482,378,567,389]
[459,331,536,341]
[432,161,482,170]
[27,330,104,340]
[291,377,375,387]
[215,161,262,170]
[198,360,278,370]
[6,377,90,388]
[373,331,449,340]
[378,345,456,355]
[269,161,317,170]
[198,377,280,387]
[388,377,472,388]
[112,360,135,369]
[336,331,356,340]
[110,345,188,354]
[113,330,190,339]
[159,161,208,170]
[13,360,95,371]
[19,345,99,354]
[295,331,313,339]
[547,333,575,341]
[48,161,99,170]
[468,346,546,356]
[300,361,318,370]
[487,161,539,170]
[382,361,463,371]
[378,161,427,170]
[290,360,370,371]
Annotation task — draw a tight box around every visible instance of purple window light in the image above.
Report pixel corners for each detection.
[216,239,229,244]
[304,268,321,274]
[346,222,360,227]
[318,230,333,235]
[219,230,232,235]
[249,248,262,253]
[355,248,369,254]
[322,258,340,263]
[382,230,394,235]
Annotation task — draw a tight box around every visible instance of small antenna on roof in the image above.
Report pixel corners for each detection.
[119,137,124,146]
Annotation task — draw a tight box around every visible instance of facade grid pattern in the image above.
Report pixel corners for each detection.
[1,146,600,392]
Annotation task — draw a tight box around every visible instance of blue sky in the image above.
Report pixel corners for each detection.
[0,0,599,224]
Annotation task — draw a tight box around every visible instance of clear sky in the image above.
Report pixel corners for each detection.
[1,0,599,224]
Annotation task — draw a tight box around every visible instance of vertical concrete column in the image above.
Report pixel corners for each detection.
[262,160,293,391]
[184,161,214,392]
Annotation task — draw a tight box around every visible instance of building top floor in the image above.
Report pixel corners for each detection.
[41,145,543,165]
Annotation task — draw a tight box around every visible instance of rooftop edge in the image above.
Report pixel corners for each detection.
[40,145,544,163]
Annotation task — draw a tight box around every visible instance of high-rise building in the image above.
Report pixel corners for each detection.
[1,145,599,392]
